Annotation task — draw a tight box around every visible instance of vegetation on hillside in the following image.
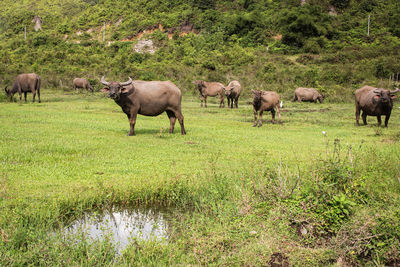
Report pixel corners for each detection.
[0,0,399,99]
[1,0,400,265]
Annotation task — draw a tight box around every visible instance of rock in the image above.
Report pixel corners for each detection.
[133,39,156,54]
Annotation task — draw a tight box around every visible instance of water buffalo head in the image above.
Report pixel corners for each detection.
[318,94,325,103]
[224,86,233,97]
[194,80,205,92]
[101,76,132,100]
[373,88,399,103]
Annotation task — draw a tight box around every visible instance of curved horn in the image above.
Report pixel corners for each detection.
[373,89,381,94]
[4,86,8,94]
[100,76,110,86]
[390,88,400,94]
[119,77,132,87]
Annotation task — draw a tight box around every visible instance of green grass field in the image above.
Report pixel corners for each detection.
[1,89,400,265]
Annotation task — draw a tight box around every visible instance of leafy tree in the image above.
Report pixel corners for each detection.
[279,5,333,48]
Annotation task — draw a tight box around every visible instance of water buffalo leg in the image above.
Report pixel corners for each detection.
[377,115,382,127]
[362,112,367,125]
[235,97,239,108]
[174,110,186,135]
[32,89,36,103]
[355,106,360,126]
[252,110,258,127]
[384,113,391,127]
[127,113,137,136]
[227,97,230,108]
[24,92,27,102]
[292,95,297,102]
[271,109,276,123]
[37,89,41,103]
[166,110,176,134]
[219,95,224,108]
[258,111,264,127]
[277,106,282,125]
[204,96,207,108]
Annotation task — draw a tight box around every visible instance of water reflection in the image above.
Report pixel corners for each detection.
[64,207,169,254]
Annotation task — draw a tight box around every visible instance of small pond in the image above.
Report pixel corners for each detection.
[62,206,170,254]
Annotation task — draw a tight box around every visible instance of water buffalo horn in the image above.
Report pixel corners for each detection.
[373,89,381,94]
[120,77,132,86]
[100,76,110,86]
[390,88,400,94]
[4,86,8,94]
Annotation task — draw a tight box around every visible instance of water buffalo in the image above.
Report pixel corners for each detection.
[194,80,225,108]
[224,80,242,108]
[73,78,93,93]
[101,76,186,136]
[355,85,399,127]
[292,87,325,103]
[4,73,41,103]
[252,90,282,127]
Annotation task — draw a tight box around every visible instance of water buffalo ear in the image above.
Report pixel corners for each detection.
[101,87,109,92]
[121,84,133,93]
[391,95,397,99]
[374,95,380,99]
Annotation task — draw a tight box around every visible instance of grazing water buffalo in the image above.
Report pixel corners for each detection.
[292,87,325,103]
[101,76,186,136]
[355,85,399,127]
[224,80,242,108]
[4,73,41,103]
[252,90,282,127]
[73,78,93,93]
[194,80,225,108]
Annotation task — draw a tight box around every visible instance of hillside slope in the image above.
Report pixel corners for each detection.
[0,0,399,99]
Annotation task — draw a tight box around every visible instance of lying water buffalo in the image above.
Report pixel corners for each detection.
[252,90,282,127]
[194,80,225,108]
[224,80,242,108]
[101,76,186,136]
[355,85,399,127]
[4,73,41,103]
[292,87,325,103]
[73,78,93,93]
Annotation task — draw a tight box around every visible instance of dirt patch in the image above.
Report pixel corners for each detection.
[269,252,289,267]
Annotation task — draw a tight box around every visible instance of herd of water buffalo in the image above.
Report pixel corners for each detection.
[3,73,399,135]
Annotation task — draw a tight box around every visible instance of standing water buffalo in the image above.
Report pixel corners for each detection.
[252,90,282,127]
[224,80,242,108]
[101,76,186,136]
[73,78,93,94]
[194,80,225,108]
[292,87,325,103]
[4,73,41,103]
[355,85,399,127]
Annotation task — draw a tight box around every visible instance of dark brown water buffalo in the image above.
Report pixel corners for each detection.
[292,87,325,103]
[194,80,225,108]
[224,80,242,108]
[73,78,93,93]
[4,73,41,103]
[101,76,186,136]
[252,90,282,127]
[355,85,399,127]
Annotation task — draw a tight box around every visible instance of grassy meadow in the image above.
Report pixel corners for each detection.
[1,89,400,265]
